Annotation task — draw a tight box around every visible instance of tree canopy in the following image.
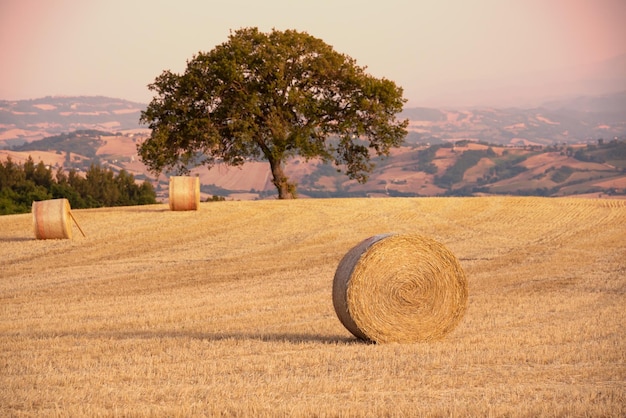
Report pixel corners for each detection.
[0,156,156,215]
[139,27,408,198]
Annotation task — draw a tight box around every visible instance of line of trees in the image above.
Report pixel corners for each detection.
[0,156,156,215]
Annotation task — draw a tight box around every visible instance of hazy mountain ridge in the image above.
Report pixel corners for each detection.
[0,96,147,146]
[1,93,625,148]
[400,91,626,147]
[0,95,625,199]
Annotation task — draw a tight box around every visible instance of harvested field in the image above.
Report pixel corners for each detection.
[1,197,624,416]
[96,135,138,156]
[0,150,67,167]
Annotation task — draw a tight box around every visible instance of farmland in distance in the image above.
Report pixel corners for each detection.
[2,95,625,200]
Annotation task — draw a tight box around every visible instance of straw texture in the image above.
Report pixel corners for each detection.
[333,233,468,343]
[169,176,200,211]
[32,198,73,240]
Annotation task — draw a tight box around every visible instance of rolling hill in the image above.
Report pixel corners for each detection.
[0,96,146,146]
[1,95,625,200]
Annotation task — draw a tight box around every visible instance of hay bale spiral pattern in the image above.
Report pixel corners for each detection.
[333,233,468,343]
[169,176,200,211]
[32,198,73,240]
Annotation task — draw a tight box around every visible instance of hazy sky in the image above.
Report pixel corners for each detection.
[1,0,625,107]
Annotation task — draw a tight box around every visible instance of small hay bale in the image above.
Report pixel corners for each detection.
[332,233,468,343]
[32,198,73,240]
[169,176,200,211]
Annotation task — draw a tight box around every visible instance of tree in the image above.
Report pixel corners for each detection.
[139,27,408,198]
[0,157,157,214]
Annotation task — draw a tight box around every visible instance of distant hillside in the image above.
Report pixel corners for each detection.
[0,96,147,147]
[1,93,625,149]
[1,128,624,200]
[1,94,625,200]
[400,91,626,147]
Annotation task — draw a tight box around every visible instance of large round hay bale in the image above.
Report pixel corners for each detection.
[332,233,468,343]
[169,176,200,211]
[32,198,73,240]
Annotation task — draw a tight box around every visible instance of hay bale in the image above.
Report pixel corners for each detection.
[32,198,73,240]
[169,176,200,211]
[332,233,468,343]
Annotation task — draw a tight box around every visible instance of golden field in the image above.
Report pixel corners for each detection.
[1,196,625,417]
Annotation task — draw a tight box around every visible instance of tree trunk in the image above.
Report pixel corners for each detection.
[269,158,296,199]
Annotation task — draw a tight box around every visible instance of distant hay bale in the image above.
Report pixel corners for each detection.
[169,176,200,211]
[332,233,468,343]
[32,198,73,240]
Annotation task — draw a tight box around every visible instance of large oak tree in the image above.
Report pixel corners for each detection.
[139,27,408,198]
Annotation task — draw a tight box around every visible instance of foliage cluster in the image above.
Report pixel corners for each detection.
[573,140,626,168]
[0,156,156,215]
[550,165,574,183]
[300,163,341,189]
[13,130,107,158]
[435,148,497,188]
[415,144,441,174]
[139,27,408,199]
[487,154,529,182]
[573,148,606,164]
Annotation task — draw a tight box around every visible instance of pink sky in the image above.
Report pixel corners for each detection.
[0,0,624,107]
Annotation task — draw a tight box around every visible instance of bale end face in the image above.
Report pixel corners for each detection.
[332,233,468,343]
